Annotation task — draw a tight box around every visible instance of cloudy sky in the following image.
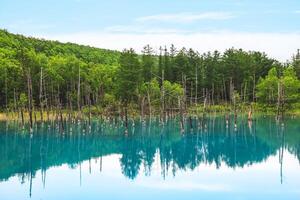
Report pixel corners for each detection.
[1,0,300,61]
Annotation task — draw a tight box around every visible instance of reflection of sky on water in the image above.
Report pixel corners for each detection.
[0,116,299,200]
[0,150,299,200]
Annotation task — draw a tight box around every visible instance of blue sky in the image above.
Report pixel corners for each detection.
[1,0,300,61]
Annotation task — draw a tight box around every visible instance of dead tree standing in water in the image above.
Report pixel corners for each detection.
[39,66,44,122]
[77,64,81,121]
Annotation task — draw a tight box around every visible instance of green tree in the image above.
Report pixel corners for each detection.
[256,67,279,105]
[116,49,142,106]
[140,78,161,115]
[141,45,155,82]
[292,49,300,79]
[257,67,300,110]
[281,66,300,106]
[164,80,184,109]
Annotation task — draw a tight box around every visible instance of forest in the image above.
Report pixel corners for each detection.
[0,29,300,129]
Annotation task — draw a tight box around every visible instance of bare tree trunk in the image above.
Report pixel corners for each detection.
[34,108,37,124]
[66,91,70,121]
[5,67,8,117]
[230,77,234,107]
[190,81,193,106]
[88,85,91,129]
[212,83,215,106]
[276,81,281,120]
[248,107,252,121]
[51,82,54,122]
[147,91,151,119]
[189,116,193,130]
[195,64,198,105]
[183,74,187,112]
[202,88,205,103]
[39,66,44,122]
[244,81,247,104]
[124,104,128,134]
[160,70,165,123]
[59,98,64,132]
[27,69,33,132]
[21,107,24,126]
[77,65,81,120]
[179,96,184,133]
[69,92,73,121]
[55,86,60,123]
[253,73,256,103]
[13,88,17,116]
[141,96,145,122]
[43,77,49,121]
[223,78,227,102]
[233,89,237,130]
[281,83,285,119]
[203,92,207,119]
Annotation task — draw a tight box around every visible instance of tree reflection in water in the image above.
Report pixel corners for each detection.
[0,116,299,186]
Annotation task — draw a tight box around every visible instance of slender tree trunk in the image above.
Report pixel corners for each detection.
[13,88,17,116]
[5,67,8,116]
[141,96,145,122]
[55,86,60,122]
[77,65,81,120]
[179,96,184,132]
[190,81,193,106]
[43,77,49,121]
[203,92,207,115]
[124,103,128,134]
[69,92,73,121]
[230,77,234,106]
[27,69,33,131]
[212,83,215,106]
[276,81,281,120]
[183,74,187,112]
[21,107,24,126]
[195,64,198,105]
[189,116,193,130]
[34,108,37,124]
[244,81,247,104]
[147,91,151,119]
[59,98,64,132]
[39,67,44,122]
[223,78,227,102]
[281,83,285,119]
[51,82,54,122]
[253,74,256,103]
[233,88,237,129]
[88,85,91,129]
[160,70,165,123]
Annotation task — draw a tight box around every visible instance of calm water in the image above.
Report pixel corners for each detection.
[0,116,299,200]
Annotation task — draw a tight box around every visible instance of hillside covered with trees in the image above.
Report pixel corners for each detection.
[0,29,300,128]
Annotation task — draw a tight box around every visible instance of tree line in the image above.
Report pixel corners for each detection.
[0,29,300,128]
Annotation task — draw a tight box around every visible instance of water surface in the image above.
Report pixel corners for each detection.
[0,116,299,200]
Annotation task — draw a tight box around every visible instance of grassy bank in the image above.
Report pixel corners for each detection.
[1,103,300,122]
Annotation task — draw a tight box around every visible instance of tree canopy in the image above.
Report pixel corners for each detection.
[0,29,299,117]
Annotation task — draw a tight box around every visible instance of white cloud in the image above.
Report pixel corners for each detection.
[37,31,300,62]
[104,25,191,34]
[6,19,55,32]
[136,12,235,23]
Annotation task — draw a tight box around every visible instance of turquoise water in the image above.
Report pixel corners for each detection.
[0,116,299,200]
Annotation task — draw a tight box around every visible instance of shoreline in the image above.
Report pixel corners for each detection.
[1,108,299,122]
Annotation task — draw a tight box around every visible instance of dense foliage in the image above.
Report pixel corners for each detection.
[0,29,299,119]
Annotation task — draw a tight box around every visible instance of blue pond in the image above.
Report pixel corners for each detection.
[0,116,299,200]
